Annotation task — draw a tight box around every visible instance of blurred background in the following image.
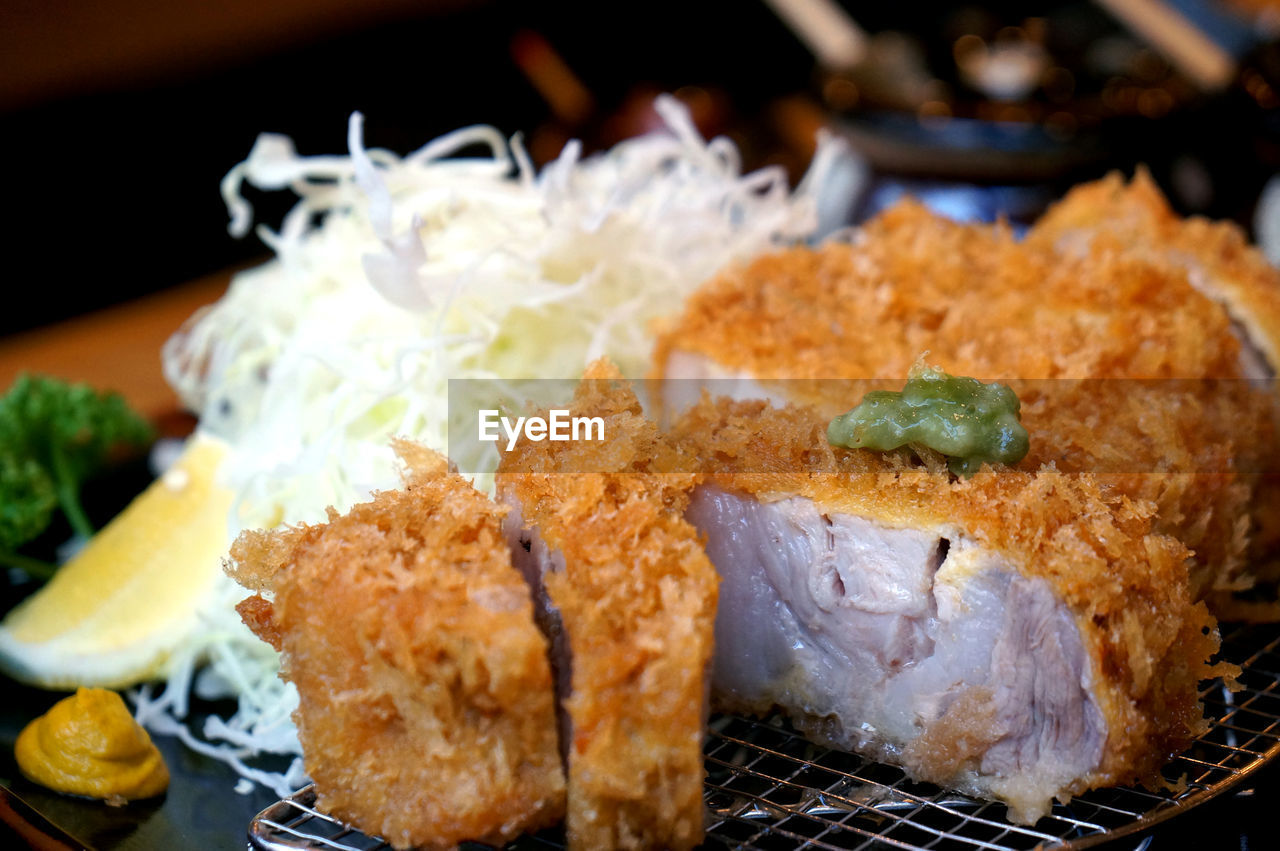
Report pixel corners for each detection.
[4,0,1280,337]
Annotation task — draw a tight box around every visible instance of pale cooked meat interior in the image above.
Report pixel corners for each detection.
[688,484,1105,823]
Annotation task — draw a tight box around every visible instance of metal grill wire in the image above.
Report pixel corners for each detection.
[248,623,1280,851]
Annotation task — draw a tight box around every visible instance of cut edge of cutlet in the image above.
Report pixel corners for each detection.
[665,393,1230,797]
[225,441,566,851]
[1029,167,1280,377]
[497,359,718,851]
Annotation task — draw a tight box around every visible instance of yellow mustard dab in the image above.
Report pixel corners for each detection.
[15,687,169,803]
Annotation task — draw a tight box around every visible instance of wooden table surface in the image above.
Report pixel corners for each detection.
[0,269,233,426]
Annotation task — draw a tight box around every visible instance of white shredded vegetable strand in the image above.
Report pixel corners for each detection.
[157,95,840,794]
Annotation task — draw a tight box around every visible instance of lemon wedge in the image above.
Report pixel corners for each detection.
[0,431,234,690]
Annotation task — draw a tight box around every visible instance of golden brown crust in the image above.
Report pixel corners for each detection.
[653,199,1247,382]
[1014,379,1263,599]
[497,361,718,851]
[234,595,280,652]
[227,447,565,851]
[650,183,1276,604]
[1027,169,1280,581]
[1028,168,1280,376]
[665,395,1225,797]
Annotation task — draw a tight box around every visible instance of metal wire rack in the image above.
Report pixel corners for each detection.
[248,622,1280,851]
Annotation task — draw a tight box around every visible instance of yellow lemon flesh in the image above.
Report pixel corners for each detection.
[0,431,233,689]
[16,687,169,802]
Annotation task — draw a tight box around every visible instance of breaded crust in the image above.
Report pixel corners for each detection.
[653,197,1249,381]
[650,186,1275,606]
[666,395,1232,802]
[497,361,718,851]
[1027,169,1280,597]
[1028,168,1280,377]
[226,444,565,851]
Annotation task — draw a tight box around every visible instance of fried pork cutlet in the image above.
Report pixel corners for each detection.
[227,442,565,851]
[1026,169,1280,596]
[1026,168,1280,379]
[650,178,1277,608]
[667,395,1229,825]
[496,361,718,850]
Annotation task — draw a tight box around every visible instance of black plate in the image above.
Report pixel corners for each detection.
[0,451,281,850]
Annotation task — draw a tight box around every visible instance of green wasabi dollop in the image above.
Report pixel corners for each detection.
[826,364,1029,477]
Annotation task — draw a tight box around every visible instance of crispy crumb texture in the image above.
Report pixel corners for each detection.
[651,173,1278,608]
[498,361,718,850]
[227,445,564,851]
[1028,169,1280,591]
[1028,168,1280,375]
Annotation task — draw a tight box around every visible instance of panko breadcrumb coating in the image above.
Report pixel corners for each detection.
[1027,169,1280,603]
[497,361,718,850]
[1027,168,1280,377]
[227,442,565,851]
[667,395,1233,821]
[651,176,1277,608]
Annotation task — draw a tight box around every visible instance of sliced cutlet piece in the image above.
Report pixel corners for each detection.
[497,360,718,850]
[226,441,565,851]
[667,395,1229,825]
[1026,169,1280,594]
[649,189,1273,607]
[1027,167,1280,381]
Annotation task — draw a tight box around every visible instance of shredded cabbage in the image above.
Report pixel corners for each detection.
[150,95,841,794]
